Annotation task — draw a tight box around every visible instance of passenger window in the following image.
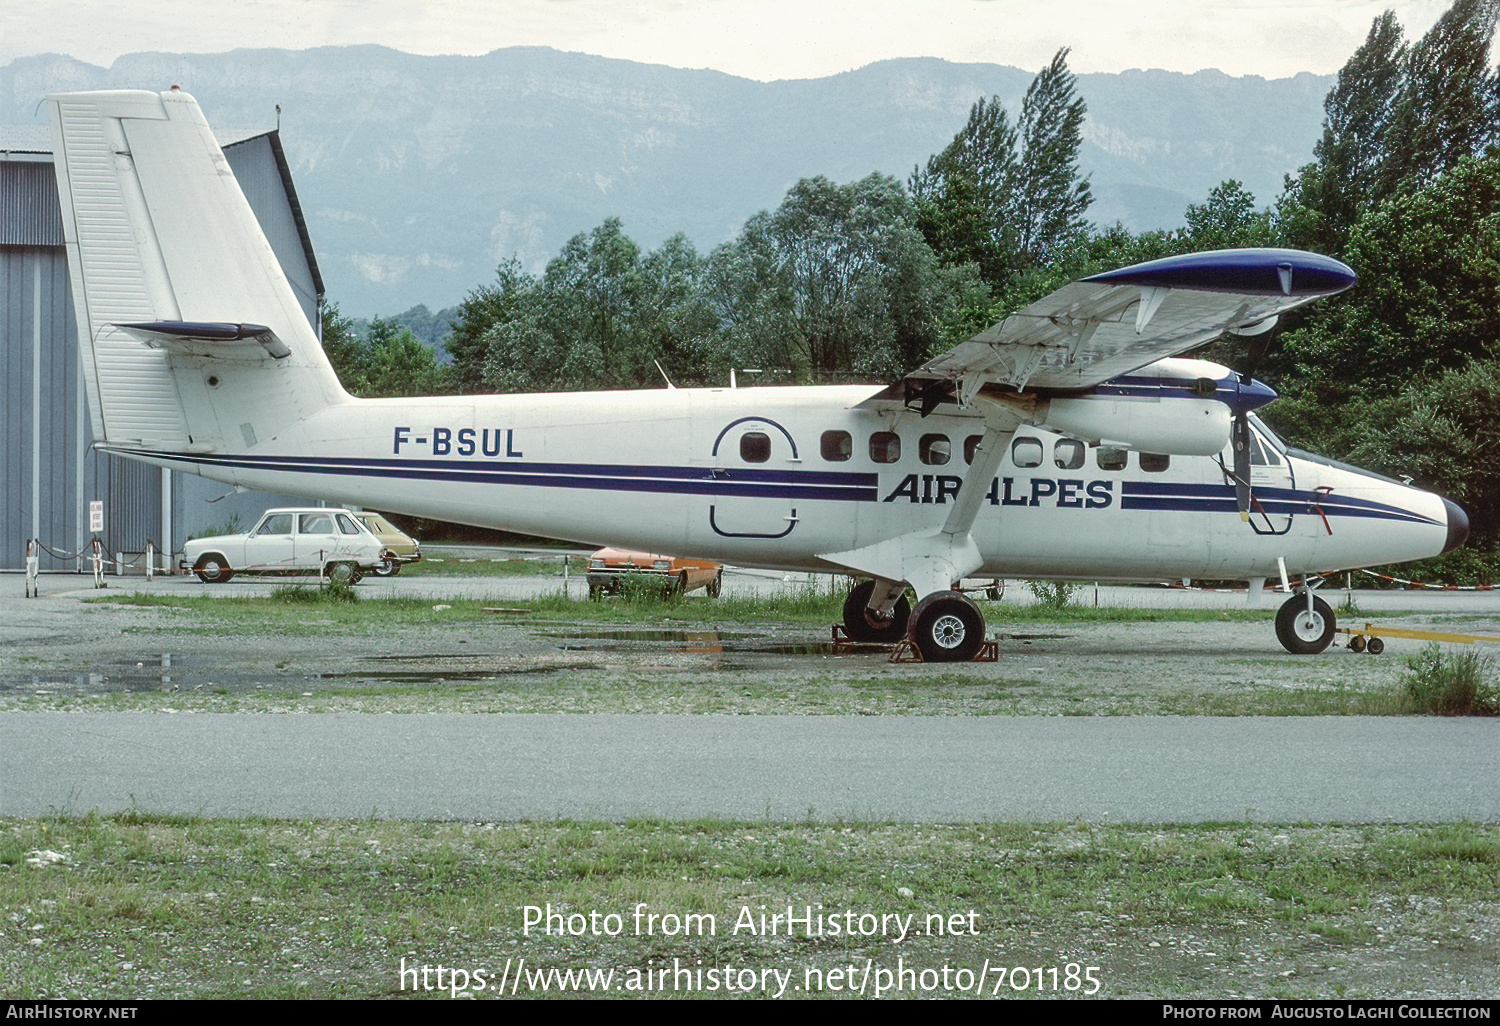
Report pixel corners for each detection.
[337,515,362,535]
[964,435,983,464]
[1140,453,1170,473]
[821,430,852,462]
[1096,447,1128,471]
[300,514,334,534]
[919,434,951,466]
[258,514,293,536]
[1054,439,1085,470]
[1011,437,1043,469]
[870,432,901,463]
[740,431,771,463]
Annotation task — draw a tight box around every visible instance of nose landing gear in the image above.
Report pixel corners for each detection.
[1275,592,1336,654]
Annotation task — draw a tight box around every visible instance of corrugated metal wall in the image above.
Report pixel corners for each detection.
[0,245,93,570]
[0,162,65,246]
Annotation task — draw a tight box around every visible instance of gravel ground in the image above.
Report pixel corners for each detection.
[1,572,1495,1000]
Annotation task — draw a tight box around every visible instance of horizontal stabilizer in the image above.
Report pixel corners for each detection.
[116,320,292,360]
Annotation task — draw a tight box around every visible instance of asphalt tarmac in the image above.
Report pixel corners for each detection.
[1,712,1495,822]
[2,566,1497,823]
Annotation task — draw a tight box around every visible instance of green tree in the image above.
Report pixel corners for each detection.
[722,174,952,380]
[320,303,370,395]
[482,222,730,392]
[1182,180,1275,251]
[1377,0,1500,199]
[1014,48,1093,268]
[447,259,537,393]
[361,317,454,398]
[910,49,1091,285]
[1280,12,1406,253]
[910,96,1020,284]
[633,234,723,385]
[1273,155,1500,412]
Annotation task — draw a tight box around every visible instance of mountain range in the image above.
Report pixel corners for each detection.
[1,46,1332,317]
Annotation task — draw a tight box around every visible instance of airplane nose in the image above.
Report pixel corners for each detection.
[1442,497,1470,554]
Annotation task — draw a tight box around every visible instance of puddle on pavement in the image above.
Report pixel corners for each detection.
[3,653,270,696]
[2,630,1074,696]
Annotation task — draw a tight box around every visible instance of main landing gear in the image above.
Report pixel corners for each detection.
[841,580,910,644]
[842,580,990,662]
[908,592,987,663]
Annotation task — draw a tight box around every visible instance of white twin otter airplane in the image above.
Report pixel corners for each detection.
[47,89,1468,661]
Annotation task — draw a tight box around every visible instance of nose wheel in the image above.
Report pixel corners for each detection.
[1275,593,1336,654]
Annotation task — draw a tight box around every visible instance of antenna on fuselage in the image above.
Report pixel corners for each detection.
[730,369,737,389]
[654,360,676,389]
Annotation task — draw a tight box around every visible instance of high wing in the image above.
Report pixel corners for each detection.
[891,249,1355,410]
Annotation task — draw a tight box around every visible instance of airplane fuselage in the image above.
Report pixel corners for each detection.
[109,377,1455,584]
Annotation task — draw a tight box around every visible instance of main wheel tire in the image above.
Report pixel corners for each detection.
[325,562,358,587]
[910,593,986,663]
[842,580,911,643]
[1275,594,1336,654]
[372,556,399,577]
[706,571,722,599]
[194,555,234,584]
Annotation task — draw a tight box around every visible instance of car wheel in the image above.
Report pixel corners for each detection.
[194,555,234,584]
[372,556,399,577]
[325,562,357,587]
[910,593,985,663]
[1275,594,1336,654]
[707,571,722,599]
[841,580,911,643]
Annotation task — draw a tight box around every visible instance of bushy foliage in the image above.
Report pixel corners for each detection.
[1400,645,1498,716]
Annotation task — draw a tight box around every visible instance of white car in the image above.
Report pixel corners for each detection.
[181,508,388,584]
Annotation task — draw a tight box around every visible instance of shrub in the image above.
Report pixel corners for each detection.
[1029,580,1078,609]
[1400,645,1498,716]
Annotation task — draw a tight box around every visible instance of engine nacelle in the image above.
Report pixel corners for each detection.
[1040,396,1231,456]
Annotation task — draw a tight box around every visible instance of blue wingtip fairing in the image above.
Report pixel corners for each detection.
[1082,248,1356,297]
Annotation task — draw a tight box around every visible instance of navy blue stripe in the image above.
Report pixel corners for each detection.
[204,451,876,488]
[116,449,879,502]
[1121,482,1439,525]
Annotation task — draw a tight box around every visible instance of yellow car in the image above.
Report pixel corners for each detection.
[586,548,723,599]
[352,512,421,576]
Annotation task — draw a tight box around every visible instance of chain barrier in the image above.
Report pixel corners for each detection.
[20,536,170,595]
[1356,568,1496,592]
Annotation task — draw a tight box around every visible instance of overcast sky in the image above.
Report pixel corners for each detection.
[0,1,1467,80]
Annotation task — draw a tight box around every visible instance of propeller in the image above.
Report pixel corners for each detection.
[1226,316,1279,522]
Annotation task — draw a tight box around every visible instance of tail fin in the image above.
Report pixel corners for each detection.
[47,88,345,454]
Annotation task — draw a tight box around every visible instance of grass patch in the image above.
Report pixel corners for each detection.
[1399,645,1499,716]
[397,557,561,578]
[1,817,1495,999]
[270,581,360,604]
